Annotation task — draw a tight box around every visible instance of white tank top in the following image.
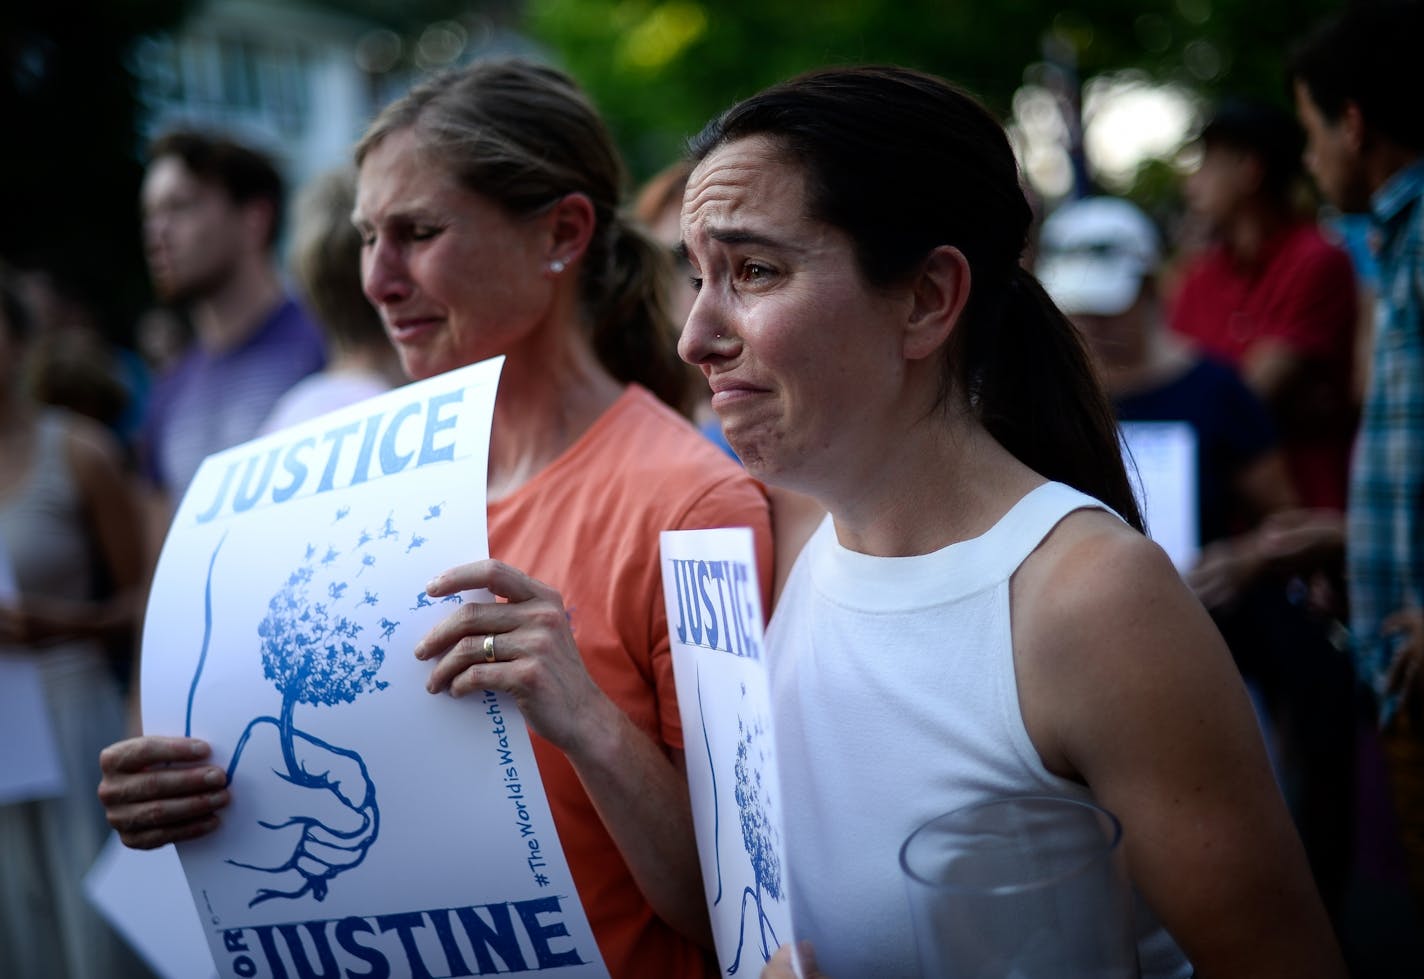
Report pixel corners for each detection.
[766,481,1191,978]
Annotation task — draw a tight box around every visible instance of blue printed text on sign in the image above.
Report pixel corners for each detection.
[667,558,760,660]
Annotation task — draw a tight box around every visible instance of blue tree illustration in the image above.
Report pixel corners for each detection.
[727,713,783,974]
[258,561,389,798]
[229,540,393,906]
[184,500,450,909]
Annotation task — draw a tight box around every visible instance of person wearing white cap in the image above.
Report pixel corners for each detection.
[1036,196,1161,322]
[1039,197,1358,920]
[1038,195,1298,579]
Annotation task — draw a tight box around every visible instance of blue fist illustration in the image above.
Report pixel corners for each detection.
[225,717,379,906]
[184,515,431,908]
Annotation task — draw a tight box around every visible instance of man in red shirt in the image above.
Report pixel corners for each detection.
[1171,99,1359,511]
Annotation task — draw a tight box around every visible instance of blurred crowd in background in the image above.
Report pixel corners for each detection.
[2,2,1421,977]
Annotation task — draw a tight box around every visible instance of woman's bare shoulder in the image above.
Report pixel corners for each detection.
[1012,507,1215,683]
[1015,507,1174,608]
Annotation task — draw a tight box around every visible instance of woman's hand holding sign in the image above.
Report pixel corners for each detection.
[418,558,714,946]
[98,723,378,908]
[417,559,618,754]
[98,736,230,848]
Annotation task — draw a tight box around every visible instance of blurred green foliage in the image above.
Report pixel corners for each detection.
[525,0,1345,180]
[0,0,1349,339]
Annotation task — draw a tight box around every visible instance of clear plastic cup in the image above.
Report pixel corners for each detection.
[899,795,1139,978]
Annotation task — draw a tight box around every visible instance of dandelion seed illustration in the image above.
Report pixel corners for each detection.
[727,713,783,974]
[333,506,350,522]
[190,507,437,912]
[440,593,463,605]
[424,501,445,520]
[410,592,434,611]
[406,535,426,554]
[249,548,392,905]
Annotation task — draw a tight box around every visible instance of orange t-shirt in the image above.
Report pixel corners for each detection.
[489,385,773,978]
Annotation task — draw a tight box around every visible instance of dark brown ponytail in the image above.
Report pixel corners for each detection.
[969,266,1143,530]
[584,213,697,415]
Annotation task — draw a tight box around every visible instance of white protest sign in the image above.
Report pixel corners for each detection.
[0,654,67,804]
[143,356,608,978]
[1119,420,1200,572]
[659,527,792,976]
[84,835,220,979]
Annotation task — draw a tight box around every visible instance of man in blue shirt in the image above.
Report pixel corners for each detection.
[138,132,325,539]
[1293,0,1424,909]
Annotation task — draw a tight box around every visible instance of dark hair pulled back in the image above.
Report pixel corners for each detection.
[690,65,1142,530]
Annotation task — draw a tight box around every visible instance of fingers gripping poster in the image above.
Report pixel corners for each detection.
[142,357,608,979]
[659,528,793,975]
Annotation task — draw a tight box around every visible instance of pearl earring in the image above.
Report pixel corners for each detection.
[548,259,566,274]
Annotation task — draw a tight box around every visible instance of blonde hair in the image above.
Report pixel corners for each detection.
[290,167,385,352]
[356,59,693,413]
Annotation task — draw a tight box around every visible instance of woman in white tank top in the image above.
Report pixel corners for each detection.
[678,66,1346,979]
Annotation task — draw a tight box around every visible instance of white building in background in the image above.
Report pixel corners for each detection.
[127,0,536,199]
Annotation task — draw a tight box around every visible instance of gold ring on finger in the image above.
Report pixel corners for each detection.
[483,634,496,663]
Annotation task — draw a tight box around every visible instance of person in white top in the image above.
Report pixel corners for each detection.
[678,66,1347,979]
